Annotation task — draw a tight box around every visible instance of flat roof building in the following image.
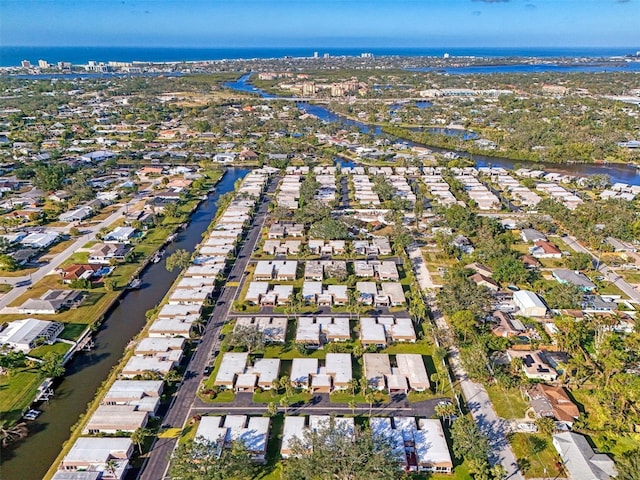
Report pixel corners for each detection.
[360,316,416,347]
[296,316,351,346]
[148,316,196,338]
[83,405,149,435]
[234,316,288,343]
[214,352,280,392]
[196,415,270,463]
[290,354,352,392]
[370,417,453,473]
[363,353,429,393]
[280,415,355,458]
[102,380,162,413]
[513,290,547,317]
[60,437,133,480]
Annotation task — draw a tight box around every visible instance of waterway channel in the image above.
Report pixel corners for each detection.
[1,168,249,480]
[228,73,640,186]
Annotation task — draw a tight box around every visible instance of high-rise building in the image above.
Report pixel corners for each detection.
[38,59,49,68]
[313,51,319,59]
[21,60,31,68]
[323,53,330,59]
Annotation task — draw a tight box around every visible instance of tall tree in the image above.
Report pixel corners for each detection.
[165,249,191,272]
[282,418,400,480]
[170,436,255,480]
[227,324,265,354]
[450,415,490,464]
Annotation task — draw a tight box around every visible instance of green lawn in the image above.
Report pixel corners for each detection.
[619,270,640,284]
[29,341,71,359]
[0,369,43,424]
[509,433,565,478]
[485,385,528,419]
[253,390,312,405]
[329,390,389,405]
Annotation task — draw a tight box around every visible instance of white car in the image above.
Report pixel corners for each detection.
[517,423,538,433]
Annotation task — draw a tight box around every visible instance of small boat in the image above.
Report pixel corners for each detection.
[151,250,165,263]
[23,409,41,420]
[128,278,142,290]
[167,233,178,243]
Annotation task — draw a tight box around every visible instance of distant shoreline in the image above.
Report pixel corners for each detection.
[1,45,638,68]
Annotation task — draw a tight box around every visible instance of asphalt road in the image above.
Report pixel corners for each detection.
[563,235,640,303]
[0,202,131,309]
[138,176,279,480]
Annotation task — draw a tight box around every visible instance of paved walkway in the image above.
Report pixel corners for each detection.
[409,246,524,480]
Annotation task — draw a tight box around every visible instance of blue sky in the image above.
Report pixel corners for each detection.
[1,0,638,47]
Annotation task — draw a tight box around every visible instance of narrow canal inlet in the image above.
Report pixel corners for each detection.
[1,168,249,480]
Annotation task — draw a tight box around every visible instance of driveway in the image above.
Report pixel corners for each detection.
[0,203,131,309]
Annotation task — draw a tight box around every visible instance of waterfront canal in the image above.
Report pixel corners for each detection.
[228,73,640,186]
[1,168,249,480]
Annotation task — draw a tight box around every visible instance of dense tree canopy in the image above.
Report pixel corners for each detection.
[282,418,401,480]
[170,436,255,480]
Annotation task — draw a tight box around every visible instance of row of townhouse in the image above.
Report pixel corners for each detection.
[280,414,453,472]
[213,351,428,396]
[51,170,271,480]
[230,314,417,349]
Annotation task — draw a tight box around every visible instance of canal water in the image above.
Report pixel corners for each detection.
[1,168,249,480]
[228,73,640,186]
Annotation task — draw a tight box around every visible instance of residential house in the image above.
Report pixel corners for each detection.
[83,405,149,435]
[530,240,562,259]
[465,262,493,277]
[491,311,526,338]
[88,243,131,264]
[59,206,94,223]
[102,380,163,414]
[295,316,351,346]
[104,226,137,244]
[363,353,429,393]
[214,352,280,392]
[20,232,59,249]
[0,318,64,353]
[18,289,85,314]
[527,384,580,426]
[552,269,596,292]
[58,264,100,284]
[507,349,558,382]
[359,316,416,347]
[521,228,547,243]
[552,432,617,480]
[469,273,500,291]
[253,261,298,281]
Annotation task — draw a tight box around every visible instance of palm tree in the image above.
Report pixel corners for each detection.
[105,459,119,477]
[131,427,151,453]
[364,391,375,417]
[435,402,458,426]
[1,422,28,447]
[348,399,357,416]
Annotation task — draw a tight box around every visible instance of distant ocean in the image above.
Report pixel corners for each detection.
[1,46,638,67]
